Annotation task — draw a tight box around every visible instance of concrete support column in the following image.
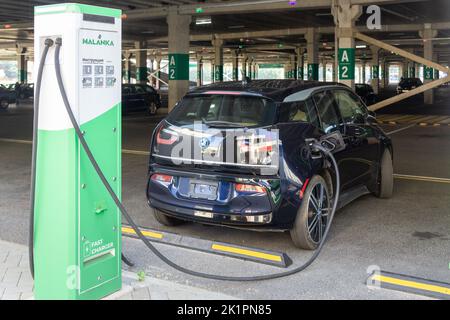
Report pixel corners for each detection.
[123,51,132,84]
[295,47,304,80]
[362,61,366,83]
[155,54,162,89]
[212,37,224,82]
[420,24,437,104]
[332,0,362,90]
[149,57,155,86]
[196,53,203,87]
[305,28,319,80]
[384,62,390,87]
[242,54,248,78]
[321,58,327,81]
[135,41,147,84]
[284,61,291,79]
[290,55,297,79]
[232,51,239,81]
[167,9,191,111]
[370,46,379,94]
[16,46,27,83]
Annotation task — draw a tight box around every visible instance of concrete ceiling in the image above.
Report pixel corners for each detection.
[0,0,448,62]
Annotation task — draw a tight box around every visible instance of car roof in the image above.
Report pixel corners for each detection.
[188,79,347,102]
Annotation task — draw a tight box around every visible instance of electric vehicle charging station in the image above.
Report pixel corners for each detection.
[32,3,122,300]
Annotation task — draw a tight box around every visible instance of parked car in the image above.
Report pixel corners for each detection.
[3,83,34,100]
[146,80,393,249]
[355,83,377,105]
[122,84,161,115]
[397,77,423,94]
[0,86,16,110]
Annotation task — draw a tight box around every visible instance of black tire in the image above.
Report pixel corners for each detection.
[290,175,331,250]
[153,209,185,226]
[374,149,393,198]
[0,99,9,110]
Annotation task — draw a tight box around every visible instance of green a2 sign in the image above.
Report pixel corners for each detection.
[338,48,355,80]
[168,53,189,81]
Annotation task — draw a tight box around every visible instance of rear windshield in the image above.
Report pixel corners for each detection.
[166,94,277,128]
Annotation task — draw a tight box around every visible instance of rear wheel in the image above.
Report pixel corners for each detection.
[290,175,331,250]
[374,149,393,198]
[153,209,186,226]
[0,99,9,110]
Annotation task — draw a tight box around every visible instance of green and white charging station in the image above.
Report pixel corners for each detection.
[33,3,122,299]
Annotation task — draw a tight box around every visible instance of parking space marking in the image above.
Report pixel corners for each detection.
[377,114,450,126]
[2,137,449,186]
[122,224,291,268]
[211,244,282,262]
[121,226,163,239]
[386,124,416,135]
[122,149,150,156]
[0,138,32,145]
[368,271,450,300]
[394,174,450,184]
[0,138,151,156]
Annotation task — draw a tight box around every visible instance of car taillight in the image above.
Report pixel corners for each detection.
[156,126,178,145]
[235,183,265,194]
[151,173,173,184]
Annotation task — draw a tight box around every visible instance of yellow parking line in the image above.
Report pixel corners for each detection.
[211,244,282,262]
[394,174,450,184]
[372,274,450,296]
[121,226,163,239]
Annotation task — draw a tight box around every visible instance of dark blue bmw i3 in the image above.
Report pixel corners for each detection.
[146,80,393,249]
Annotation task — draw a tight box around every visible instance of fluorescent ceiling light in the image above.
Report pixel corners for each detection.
[356,45,367,49]
[195,17,212,25]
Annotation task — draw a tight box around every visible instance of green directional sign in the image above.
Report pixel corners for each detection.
[308,63,319,80]
[372,65,379,79]
[214,65,224,82]
[168,53,189,80]
[136,67,147,81]
[338,48,355,80]
[424,66,434,80]
[259,63,283,69]
[298,67,304,80]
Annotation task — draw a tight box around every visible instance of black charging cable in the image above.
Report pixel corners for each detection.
[33,37,341,281]
[29,38,54,279]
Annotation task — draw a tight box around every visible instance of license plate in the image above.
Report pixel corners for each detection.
[188,180,218,200]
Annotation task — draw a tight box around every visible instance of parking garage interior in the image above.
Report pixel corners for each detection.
[0,0,449,300]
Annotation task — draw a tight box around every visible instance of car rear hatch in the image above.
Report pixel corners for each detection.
[148,91,281,218]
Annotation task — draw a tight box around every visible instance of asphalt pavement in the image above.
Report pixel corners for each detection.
[0,91,449,299]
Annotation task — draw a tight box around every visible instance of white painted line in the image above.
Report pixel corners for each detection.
[122,149,150,156]
[2,138,449,185]
[0,138,150,156]
[386,123,416,135]
[0,138,32,145]
[394,174,450,184]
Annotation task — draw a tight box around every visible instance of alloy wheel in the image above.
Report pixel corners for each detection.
[306,182,330,244]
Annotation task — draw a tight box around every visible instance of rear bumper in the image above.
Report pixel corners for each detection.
[146,166,292,230]
[149,197,275,227]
